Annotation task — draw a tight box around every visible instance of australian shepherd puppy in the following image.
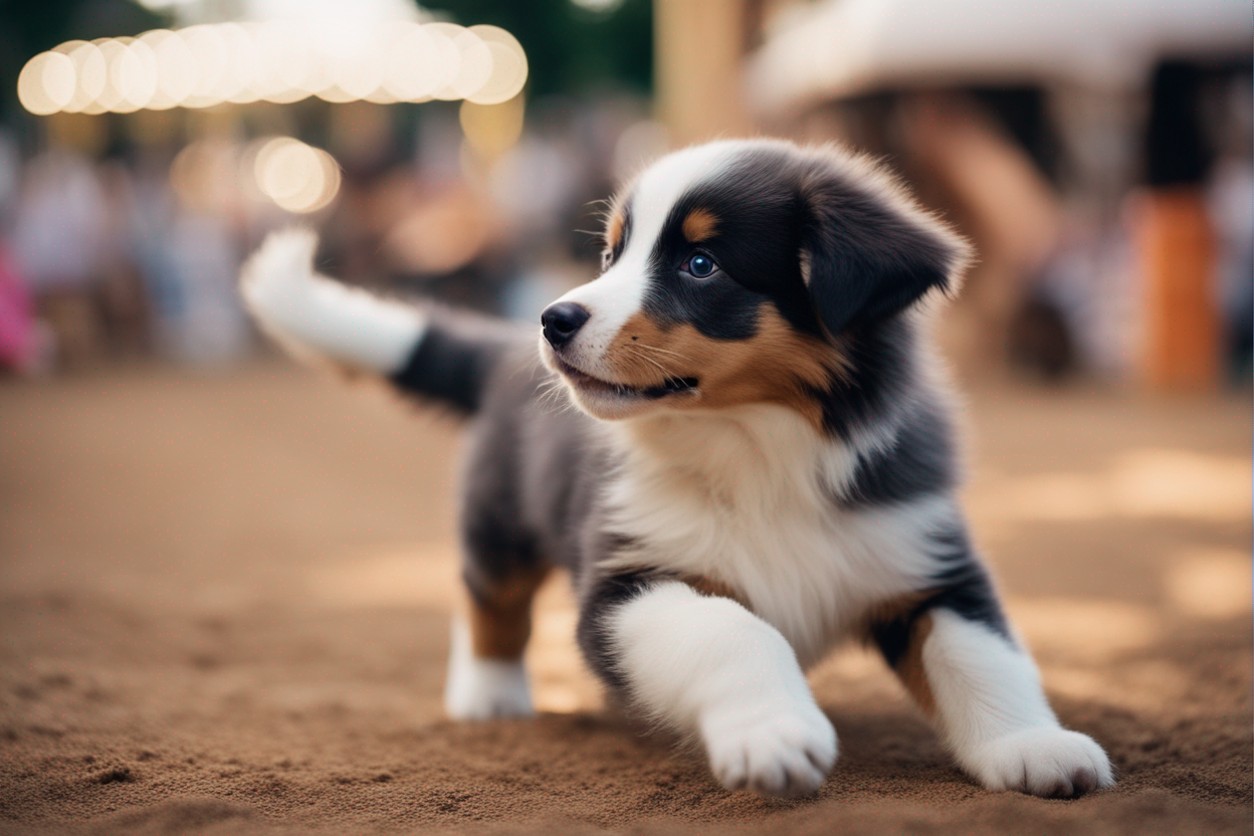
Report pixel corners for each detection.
[241,139,1113,799]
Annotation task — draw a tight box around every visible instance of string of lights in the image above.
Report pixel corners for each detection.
[17,21,527,115]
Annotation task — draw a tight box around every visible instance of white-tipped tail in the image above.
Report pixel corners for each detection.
[240,228,426,375]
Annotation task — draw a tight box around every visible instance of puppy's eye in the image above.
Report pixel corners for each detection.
[683,253,718,279]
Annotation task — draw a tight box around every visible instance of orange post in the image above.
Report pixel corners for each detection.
[1137,188,1220,391]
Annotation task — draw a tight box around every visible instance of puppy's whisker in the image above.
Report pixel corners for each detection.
[625,351,672,380]
[631,343,695,365]
[535,376,576,415]
[617,347,675,383]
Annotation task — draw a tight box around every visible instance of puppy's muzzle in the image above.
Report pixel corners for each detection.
[541,302,591,349]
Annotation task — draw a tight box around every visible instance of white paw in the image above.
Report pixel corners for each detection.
[443,620,533,721]
[444,656,533,720]
[964,727,1114,798]
[701,704,838,798]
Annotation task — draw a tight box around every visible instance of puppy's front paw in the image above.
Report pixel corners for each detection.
[701,704,838,798]
[966,727,1114,798]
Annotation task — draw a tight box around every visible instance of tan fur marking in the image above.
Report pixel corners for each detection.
[895,613,936,717]
[863,591,929,628]
[680,573,751,609]
[682,208,719,243]
[467,566,549,660]
[606,207,626,253]
[864,594,937,717]
[606,307,851,432]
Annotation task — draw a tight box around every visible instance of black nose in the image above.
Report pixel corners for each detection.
[541,302,590,349]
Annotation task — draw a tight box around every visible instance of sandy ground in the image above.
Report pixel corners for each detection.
[1,363,1250,834]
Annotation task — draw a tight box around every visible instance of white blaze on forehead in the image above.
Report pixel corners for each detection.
[624,141,742,263]
[549,142,741,377]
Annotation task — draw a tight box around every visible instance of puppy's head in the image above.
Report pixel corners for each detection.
[539,139,970,425]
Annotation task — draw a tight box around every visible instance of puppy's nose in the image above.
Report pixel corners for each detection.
[541,302,591,349]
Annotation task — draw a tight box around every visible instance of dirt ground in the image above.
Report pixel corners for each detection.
[1,363,1250,834]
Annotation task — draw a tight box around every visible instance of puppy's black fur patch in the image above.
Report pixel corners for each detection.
[837,394,957,508]
[871,526,1012,672]
[799,157,964,339]
[389,307,515,415]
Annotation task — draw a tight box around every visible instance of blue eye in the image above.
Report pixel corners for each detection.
[686,253,717,278]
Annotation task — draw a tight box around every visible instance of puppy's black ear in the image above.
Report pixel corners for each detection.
[799,155,971,337]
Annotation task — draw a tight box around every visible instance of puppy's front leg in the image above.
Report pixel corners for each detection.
[923,609,1114,796]
[588,580,837,797]
[875,585,1115,797]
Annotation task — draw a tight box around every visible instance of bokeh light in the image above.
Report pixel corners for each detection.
[428,23,493,101]
[17,51,77,116]
[459,94,526,160]
[466,25,529,105]
[253,136,342,214]
[17,21,529,115]
[94,39,129,113]
[383,24,446,101]
[117,38,159,110]
[169,137,240,212]
[140,30,190,109]
[570,0,626,13]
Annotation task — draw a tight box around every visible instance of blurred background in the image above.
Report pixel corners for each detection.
[1,3,1251,831]
[0,0,1249,386]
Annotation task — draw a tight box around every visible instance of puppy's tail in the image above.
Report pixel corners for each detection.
[240,229,514,415]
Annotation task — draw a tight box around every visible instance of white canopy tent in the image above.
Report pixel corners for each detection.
[748,0,1252,114]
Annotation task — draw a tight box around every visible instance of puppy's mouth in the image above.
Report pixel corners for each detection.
[552,356,699,400]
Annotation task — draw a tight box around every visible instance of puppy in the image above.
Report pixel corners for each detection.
[241,139,1114,799]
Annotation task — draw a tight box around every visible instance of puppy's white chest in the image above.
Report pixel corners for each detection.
[623,494,939,665]
[602,411,949,667]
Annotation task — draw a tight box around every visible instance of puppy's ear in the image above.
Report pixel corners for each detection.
[799,156,971,337]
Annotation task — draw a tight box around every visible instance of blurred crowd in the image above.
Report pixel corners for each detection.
[0,0,1249,388]
[785,77,1253,383]
[0,94,669,373]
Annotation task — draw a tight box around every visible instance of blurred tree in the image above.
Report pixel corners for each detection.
[428,0,652,98]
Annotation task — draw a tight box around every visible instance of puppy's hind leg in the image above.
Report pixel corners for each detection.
[444,560,549,721]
